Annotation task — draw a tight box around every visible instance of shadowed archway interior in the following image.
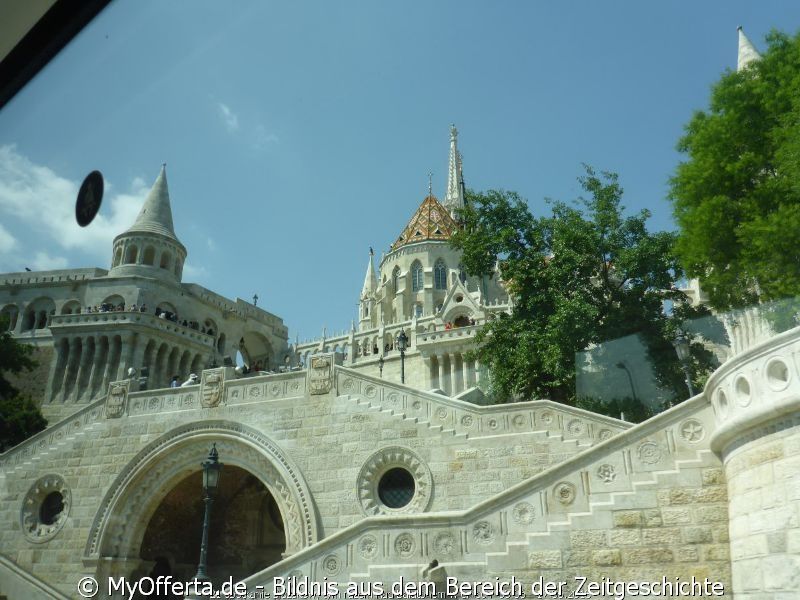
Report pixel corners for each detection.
[139,465,285,585]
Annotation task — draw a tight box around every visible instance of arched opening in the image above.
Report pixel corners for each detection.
[60,300,81,315]
[125,244,138,264]
[112,247,122,267]
[143,246,156,266]
[434,259,447,290]
[411,260,424,292]
[159,251,172,270]
[139,465,285,585]
[1,304,18,331]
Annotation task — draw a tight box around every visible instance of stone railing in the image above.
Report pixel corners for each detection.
[707,322,800,454]
[49,312,215,347]
[0,396,106,469]
[335,366,629,442]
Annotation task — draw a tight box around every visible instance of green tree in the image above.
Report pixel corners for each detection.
[0,318,46,451]
[452,167,714,405]
[670,30,800,310]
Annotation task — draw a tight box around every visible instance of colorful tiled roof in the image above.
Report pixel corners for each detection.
[391,194,460,251]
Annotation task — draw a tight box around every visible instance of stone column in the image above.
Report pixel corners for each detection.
[48,337,69,403]
[707,332,800,597]
[449,353,458,396]
[61,336,82,402]
[73,336,95,402]
[437,355,446,393]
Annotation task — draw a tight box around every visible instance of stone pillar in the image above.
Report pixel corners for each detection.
[118,333,138,381]
[73,336,95,402]
[48,338,69,403]
[448,353,457,396]
[101,337,121,393]
[61,336,82,402]
[87,336,109,399]
[437,355,446,393]
[708,332,800,597]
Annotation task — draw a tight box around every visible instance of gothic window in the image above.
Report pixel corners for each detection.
[159,251,172,270]
[434,259,447,290]
[392,267,400,294]
[143,246,156,266]
[411,261,423,292]
[415,303,423,318]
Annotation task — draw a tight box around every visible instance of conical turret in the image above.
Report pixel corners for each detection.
[737,26,761,72]
[109,165,187,283]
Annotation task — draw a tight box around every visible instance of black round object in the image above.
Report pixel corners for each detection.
[76,170,104,227]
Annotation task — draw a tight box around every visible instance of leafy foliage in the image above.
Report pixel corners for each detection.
[670,30,800,310]
[452,167,716,406]
[0,318,46,451]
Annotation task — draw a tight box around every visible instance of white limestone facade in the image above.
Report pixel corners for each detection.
[0,166,289,424]
[296,126,510,400]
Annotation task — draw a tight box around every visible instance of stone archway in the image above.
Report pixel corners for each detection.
[85,421,319,581]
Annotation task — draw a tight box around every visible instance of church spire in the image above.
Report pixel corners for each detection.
[125,164,181,243]
[443,124,465,219]
[737,26,761,72]
[361,247,377,298]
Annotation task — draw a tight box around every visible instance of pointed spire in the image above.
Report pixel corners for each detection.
[125,165,181,242]
[444,124,465,218]
[737,26,761,72]
[361,247,377,298]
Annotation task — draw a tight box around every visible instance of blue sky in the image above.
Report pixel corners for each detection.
[2,1,800,344]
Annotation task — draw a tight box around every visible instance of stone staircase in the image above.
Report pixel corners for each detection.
[242,394,718,589]
[0,396,106,472]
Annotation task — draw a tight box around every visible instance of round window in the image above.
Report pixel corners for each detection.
[39,491,65,525]
[378,468,415,509]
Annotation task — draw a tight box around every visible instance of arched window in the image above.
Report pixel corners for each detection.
[392,267,400,294]
[159,251,171,270]
[411,261,423,292]
[414,303,423,318]
[434,259,447,290]
[143,246,156,266]
[125,245,138,264]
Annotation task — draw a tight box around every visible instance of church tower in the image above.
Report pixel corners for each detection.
[442,124,466,220]
[108,165,187,283]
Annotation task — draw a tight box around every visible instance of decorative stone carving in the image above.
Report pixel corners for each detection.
[201,370,224,408]
[308,355,334,395]
[487,418,499,430]
[567,419,584,436]
[554,481,576,506]
[106,381,129,418]
[512,414,526,428]
[596,464,616,483]
[436,407,448,420]
[598,429,613,441]
[356,446,433,516]
[364,384,378,398]
[679,419,705,444]
[637,440,663,465]
[512,502,535,524]
[148,397,161,411]
[387,392,399,405]
[433,532,456,555]
[734,375,751,407]
[461,414,474,427]
[322,554,341,576]
[412,400,422,410]
[248,385,262,397]
[472,520,495,545]
[540,411,554,425]
[269,383,282,396]
[358,534,378,559]
[21,474,71,543]
[342,378,355,393]
[395,532,416,557]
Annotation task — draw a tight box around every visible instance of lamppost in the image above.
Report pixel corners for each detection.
[378,355,384,378]
[672,330,695,398]
[396,329,408,384]
[194,444,223,583]
[615,362,637,401]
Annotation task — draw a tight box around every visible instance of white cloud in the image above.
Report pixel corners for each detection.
[0,223,17,253]
[218,103,239,132]
[0,144,148,269]
[253,124,279,149]
[30,251,68,271]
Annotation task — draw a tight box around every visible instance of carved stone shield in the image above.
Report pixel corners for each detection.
[308,355,333,395]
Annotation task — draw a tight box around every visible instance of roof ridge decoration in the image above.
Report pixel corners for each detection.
[124,164,181,243]
[391,194,460,251]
